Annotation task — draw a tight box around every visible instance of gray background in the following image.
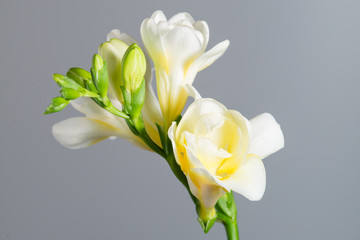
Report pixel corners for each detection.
[1,0,359,239]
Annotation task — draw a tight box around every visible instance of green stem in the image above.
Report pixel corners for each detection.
[223,219,239,240]
[166,150,197,204]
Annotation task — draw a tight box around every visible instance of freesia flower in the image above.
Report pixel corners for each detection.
[141,10,230,128]
[168,98,284,218]
[52,30,163,149]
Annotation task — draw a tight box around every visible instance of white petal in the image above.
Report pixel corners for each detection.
[185,132,231,175]
[162,26,203,68]
[168,12,195,24]
[248,113,284,159]
[193,21,209,50]
[106,29,121,41]
[184,40,230,84]
[141,18,166,62]
[176,98,228,140]
[70,98,149,150]
[223,154,266,201]
[184,83,201,100]
[52,117,123,149]
[151,10,167,23]
[187,168,228,209]
[106,29,137,45]
[71,98,113,119]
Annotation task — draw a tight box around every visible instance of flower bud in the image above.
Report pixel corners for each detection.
[44,97,70,114]
[92,54,103,72]
[197,206,217,233]
[120,44,147,125]
[66,68,91,87]
[122,43,146,93]
[91,54,109,99]
[60,88,81,100]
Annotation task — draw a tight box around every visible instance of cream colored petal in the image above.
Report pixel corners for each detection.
[176,98,228,141]
[72,96,125,130]
[142,73,163,146]
[99,38,129,103]
[162,26,203,68]
[52,117,123,149]
[151,10,167,23]
[193,21,209,50]
[168,12,195,24]
[184,83,201,100]
[187,168,228,209]
[223,154,266,201]
[70,98,148,150]
[184,40,230,85]
[168,121,180,161]
[248,113,284,159]
[71,98,113,119]
[186,132,232,175]
[141,18,166,64]
[106,29,137,45]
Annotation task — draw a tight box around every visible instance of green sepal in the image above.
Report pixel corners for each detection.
[215,192,237,221]
[175,115,182,125]
[195,203,217,233]
[121,86,132,114]
[44,97,70,114]
[121,78,145,124]
[156,123,167,153]
[198,216,217,234]
[130,77,145,119]
[91,54,109,99]
[66,67,91,87]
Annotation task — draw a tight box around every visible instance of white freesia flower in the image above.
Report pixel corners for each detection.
[141,10,230,128]
[168,98,284,216]
[52,30,163,149]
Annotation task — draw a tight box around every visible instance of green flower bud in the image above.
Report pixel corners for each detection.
[122,43,146,92]
[52,73,99,98]
[91,54,109,99]
[92,54,103,71]
[66,68,91,87]
[60,88,81,100]
[120,44,147,127]
[197,207,217,233]
[44,97,70,114]
[98,38,129,104]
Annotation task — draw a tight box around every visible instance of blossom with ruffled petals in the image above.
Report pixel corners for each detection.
[141,11,230,128]
[169,98,284,217]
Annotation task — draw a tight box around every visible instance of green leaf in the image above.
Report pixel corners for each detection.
[44,97,70,114]
[66,67,91,87]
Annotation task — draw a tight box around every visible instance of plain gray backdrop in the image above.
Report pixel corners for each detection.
[1,0,359,239]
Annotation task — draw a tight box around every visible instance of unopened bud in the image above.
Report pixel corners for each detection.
[122,43,146,92]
